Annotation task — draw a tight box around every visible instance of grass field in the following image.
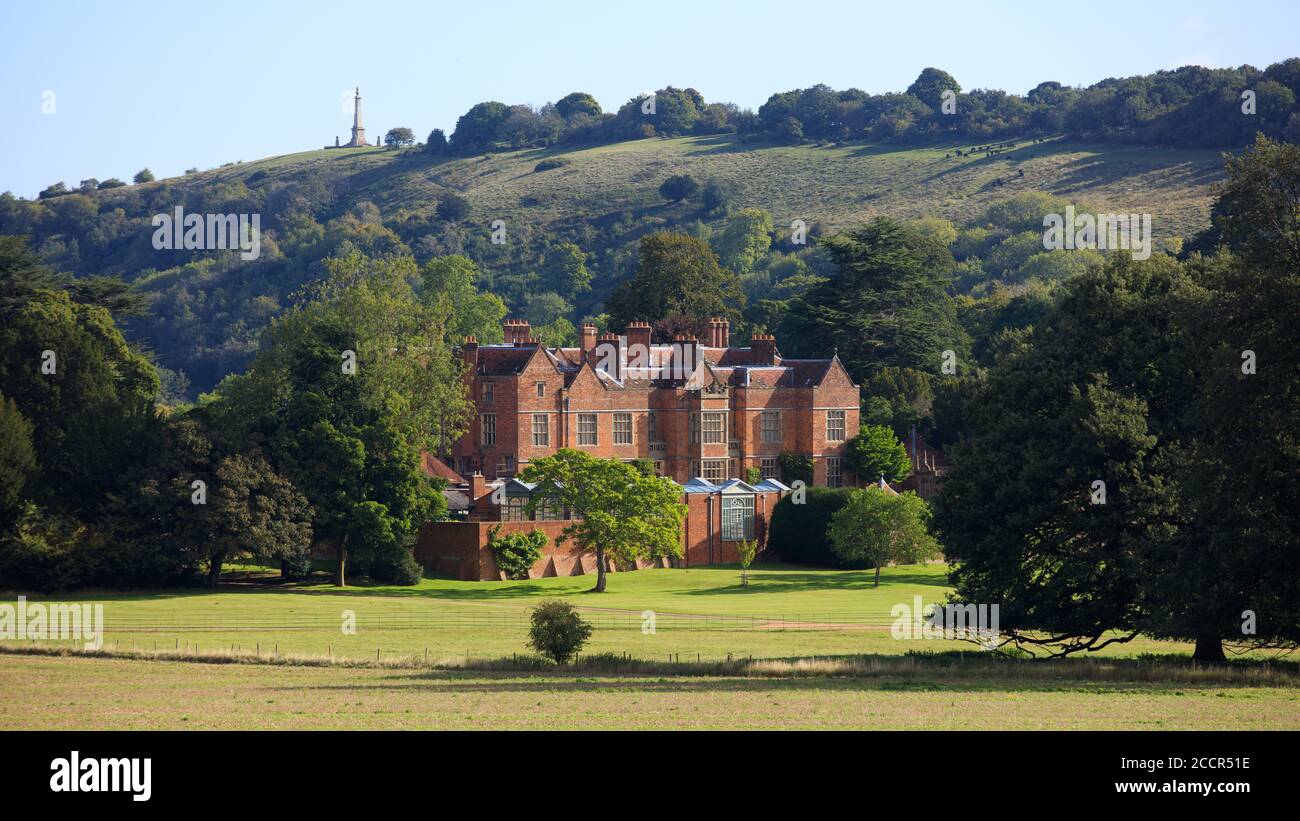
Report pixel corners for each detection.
[1,563,1221,662]
[3,651,1296,730]
[5,564,1297,730]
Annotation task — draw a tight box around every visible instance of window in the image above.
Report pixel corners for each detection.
[535,382,546,398]
[577,414,597,446]
[653,460,664,476]
[760,457,778,479]
[689,413,700,444]
[826,457,843,488]
[722,495,755,541]
[501,496,529,521]
[482,382,494,404]
[647,412,658,442]
[535,495,564,521]
[701,411,725,444]
[827,410,846,441]
[531,414,549,447]
[696,459,727,481]
[613,413,633,444]
[481,414,496,446]
[761,410,781,444]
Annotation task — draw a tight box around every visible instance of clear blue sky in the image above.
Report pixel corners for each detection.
[2,0,1297,197]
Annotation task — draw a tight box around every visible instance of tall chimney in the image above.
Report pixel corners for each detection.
[580,322,597,358]
[596,332,624,381]
[502,319,531,345]
[626,321,652,363]
[461,335,479,370]
[751,334,777,366]
[708,317,730,348]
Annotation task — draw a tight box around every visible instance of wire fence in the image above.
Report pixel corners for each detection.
[96,611,890,633]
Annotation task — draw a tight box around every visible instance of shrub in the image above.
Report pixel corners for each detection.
[659,174,698,203]
[436,193,471,222]
[527,599,593,664]
[778,451,813,485]
[534,158,569,172]
[360,547,424,585]
[488,525,547,580]
[767,486,862,568]
[133,168,154,184]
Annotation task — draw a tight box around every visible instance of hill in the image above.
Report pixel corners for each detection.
[1,134,1228,394]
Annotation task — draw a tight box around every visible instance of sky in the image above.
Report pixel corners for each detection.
[2,0,1298,198]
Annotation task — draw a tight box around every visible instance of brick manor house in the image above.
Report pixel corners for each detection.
[449,317,861,487]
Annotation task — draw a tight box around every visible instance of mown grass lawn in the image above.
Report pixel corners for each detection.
[2,564,1233,662]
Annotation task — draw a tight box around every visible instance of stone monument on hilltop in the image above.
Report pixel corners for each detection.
[345,87,368,147]
[328,87,370,149]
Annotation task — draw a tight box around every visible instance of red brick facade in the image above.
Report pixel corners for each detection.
[450,317,860,487]
[415,476,787,581]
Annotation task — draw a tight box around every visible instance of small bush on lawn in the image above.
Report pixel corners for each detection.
[534,158,569,172]
[488,525,547,580]
[527,599,593,665]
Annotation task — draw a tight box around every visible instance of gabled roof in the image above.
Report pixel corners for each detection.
[420,452,464,484]
[716,479,760,494]
[754,478,791,492]
[474,345,537,375]
[682,477,719,493]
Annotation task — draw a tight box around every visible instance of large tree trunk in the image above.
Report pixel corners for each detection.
[334,535,348,587]
[593,545,607,592]
[874,564,881,588]
[207,553,225,588]
[1193,634,1226,662]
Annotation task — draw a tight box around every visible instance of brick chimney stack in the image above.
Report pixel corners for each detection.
[461,335,478,370]
[707,317,730,348]
[751,333,777,366]
[580,322,597,358]
[626,321,652,358]
[502,319,531,345]
[596,332,624,380]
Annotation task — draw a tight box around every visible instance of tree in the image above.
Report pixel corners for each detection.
[527,600,593,664]
[844,424,910,483]
[384,127,415,148]
[606,232,744,334]
[778,218,964,382]
[97,178,126,190]
[449,101,508,153]
[521,449,686,592]
[425,128,448,155]
[436,193,471,222]
[829,487,939,586]
[191,453,313,586]
[133,168,154,184]
[418,254,507,344]
[211,253,463,586]
[713,208,773,275]
[659,174,699,203]
[0,395,36,527]
[700,177,734,215]
[487,525,547,580]
[737,539,757,587]
[539,241,591,299]
[906,68,961,110]
[933,254,1197,656]
[556,92,602,121]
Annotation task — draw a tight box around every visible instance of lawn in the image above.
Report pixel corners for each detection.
[2,563,1230,662]
[3,652,1296,730]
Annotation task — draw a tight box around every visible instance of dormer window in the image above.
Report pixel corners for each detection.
[536,382,546,398]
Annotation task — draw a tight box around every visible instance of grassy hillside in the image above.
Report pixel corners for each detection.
[4,133,1228,393]
[194,135,1223,242]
